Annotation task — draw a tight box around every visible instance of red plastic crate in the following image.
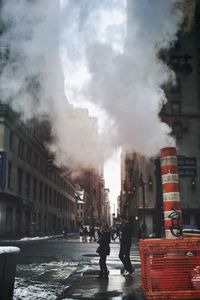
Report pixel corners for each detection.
[140,238,200,299]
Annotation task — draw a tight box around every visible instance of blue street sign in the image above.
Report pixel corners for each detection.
[178,167,197,177]
[177,156,196,167]
[177,156,197,177]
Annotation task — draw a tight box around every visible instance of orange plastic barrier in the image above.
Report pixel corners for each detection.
[140,238,200,299]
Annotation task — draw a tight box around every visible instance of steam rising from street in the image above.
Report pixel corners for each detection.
[0,0,184,168]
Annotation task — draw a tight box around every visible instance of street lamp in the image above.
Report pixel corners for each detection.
[138,175,146,224]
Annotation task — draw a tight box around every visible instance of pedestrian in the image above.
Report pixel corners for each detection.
[79,225,84,243]
[89,226,96,242]
[62,226,68,238]
[114,226,120,241]
[97,226,101,240]
[96,223,110,279]
[111,227,115,241]
[83,226,88,242]
[118,215,134,276]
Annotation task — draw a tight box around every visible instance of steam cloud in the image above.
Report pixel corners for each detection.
[0,0,184,169]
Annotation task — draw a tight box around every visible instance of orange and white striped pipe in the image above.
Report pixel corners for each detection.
[160,147,182,239]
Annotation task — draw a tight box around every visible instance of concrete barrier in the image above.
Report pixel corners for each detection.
[0,246,20,300]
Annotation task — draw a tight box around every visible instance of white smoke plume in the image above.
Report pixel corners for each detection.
[0,0,106,169]
[0,0,184,169]
[61,0,184,158]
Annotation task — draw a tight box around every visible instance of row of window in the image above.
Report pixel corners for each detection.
[9,129,74,196]
[5,207,73,234]
[7,162,75,211]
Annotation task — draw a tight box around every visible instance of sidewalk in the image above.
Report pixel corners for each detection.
[57,264,144,300]
[0,232,78,243]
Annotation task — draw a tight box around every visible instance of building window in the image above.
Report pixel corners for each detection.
[170,77,181,93]
[17,168,23,195]
[9,130,13,151]
[53,191,56,207]
[38,214,42,232]
[26,173,31,198]
[57,193,60,209]
[39,181,43,202]
[15,210,21,233]
[171,101,181,115]
[33,178,37,200]
[172,121,182,139]
[6,207,13,233]
[33,153,38,169]
[49,188,52,206]
[40,159,45,174]
[27,147,32,164]
[44,185,48,204]
[60,195,63,211]
[18,140,24,159]
[7,161,12,189]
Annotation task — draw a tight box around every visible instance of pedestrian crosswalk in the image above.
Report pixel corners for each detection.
[90,245,141,266]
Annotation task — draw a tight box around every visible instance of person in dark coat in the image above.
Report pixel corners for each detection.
[62,227,68,238]
[97,223,110,279]
[89,226,96,241]
[119,215,134,276]
[83,226,88,242]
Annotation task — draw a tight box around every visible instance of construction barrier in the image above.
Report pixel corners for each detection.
[140,238,200,300]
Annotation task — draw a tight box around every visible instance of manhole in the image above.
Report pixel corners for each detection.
[94,291,123,298]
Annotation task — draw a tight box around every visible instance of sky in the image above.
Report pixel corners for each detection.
[104,149,121,212]
[0,0,185,210]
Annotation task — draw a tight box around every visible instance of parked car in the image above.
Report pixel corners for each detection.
[182,225,200,238]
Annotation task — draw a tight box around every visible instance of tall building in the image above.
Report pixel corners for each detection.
[121,1,200,238]
[160,1,200,229]
[0,104,76,238]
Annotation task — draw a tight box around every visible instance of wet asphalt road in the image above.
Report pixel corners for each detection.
[0,235,143,299]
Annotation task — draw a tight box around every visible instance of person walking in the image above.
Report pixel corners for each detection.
[119,215,134,276]
[96,223,110,279]
[79,225,84,242]
[83,226,89,242]
[89,226,96,241]
[62,226,68,238]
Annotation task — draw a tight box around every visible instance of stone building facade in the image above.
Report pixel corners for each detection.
[0,104,76,238]
[161,1,200,229]
[120,1,200,238]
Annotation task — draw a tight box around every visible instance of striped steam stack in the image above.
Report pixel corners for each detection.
[160,147,183,239]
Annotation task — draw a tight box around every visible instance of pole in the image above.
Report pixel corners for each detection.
[160,147,183,239]
[142,182,145,224]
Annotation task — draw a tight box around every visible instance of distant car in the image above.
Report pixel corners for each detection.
[148,233,156,238]
[183,224,199,230]
[182,225,200,238]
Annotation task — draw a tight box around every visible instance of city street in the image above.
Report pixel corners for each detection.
[0,235,143,300]
[0,1,200,300]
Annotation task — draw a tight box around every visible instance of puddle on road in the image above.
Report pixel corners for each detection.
[13,262,77,300]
